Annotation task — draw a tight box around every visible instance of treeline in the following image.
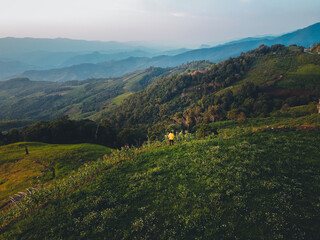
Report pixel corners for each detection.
[108,47,255,129]
[1,44,319,147]
[0,119,33,132]
[169,82,318,126]
[103,44,319,140]
[0,116,117,147]
[107,45,295,129]
[0,116,149,148]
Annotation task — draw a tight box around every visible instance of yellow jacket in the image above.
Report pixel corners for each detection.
[168,133,175,140]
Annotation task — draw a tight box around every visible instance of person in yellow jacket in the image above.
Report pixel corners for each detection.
[168,132,175,146]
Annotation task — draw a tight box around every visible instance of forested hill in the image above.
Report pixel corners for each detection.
[1,45,320,239]
[105,44,320,137]
[0,61,211,123]
[2,44,319,148]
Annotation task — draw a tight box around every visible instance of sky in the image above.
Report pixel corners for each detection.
[0,0,320,47]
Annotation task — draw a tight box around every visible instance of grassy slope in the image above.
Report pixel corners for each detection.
[89,92,134,120]
[1,129,319,239]
[0,142,112,208]
[0,70,150,121]
[217,49,320,96]
[122,70,151,92]
[209,112,320,132]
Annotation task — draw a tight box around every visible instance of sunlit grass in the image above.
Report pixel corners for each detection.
[0,142,112,208]
[1,129,319,239]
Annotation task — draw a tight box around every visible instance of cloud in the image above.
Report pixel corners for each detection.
[171,12,188,17]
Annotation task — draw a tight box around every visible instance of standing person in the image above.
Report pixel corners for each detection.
[168,132,175,146]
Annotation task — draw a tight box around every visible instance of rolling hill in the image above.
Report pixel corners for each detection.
[0,61,211,122]
[0,41,320,240]
[1,127,319,239]
[13,22,320,82]
[0,60,39,80]
[0,37,185,80]
[0,37,158,59]
[2,44,319,148]
[104,44,320,136]
[173,22,320,64]
[0,142,111,209]
[1,43,319,134]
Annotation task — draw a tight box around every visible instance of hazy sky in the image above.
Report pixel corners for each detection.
[1,0,319,46]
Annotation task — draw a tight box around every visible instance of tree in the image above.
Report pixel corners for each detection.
[227,109,238,120]
[8,128,21,143]
[98,119,117,147]
[196,123,210,139]
[117,128,146,147]
[237,112,247,124]
[50,116,77,143]
[24,121,52,143]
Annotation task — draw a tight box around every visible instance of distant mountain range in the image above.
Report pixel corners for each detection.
[1,22,320,82]
[0,37,161,57]
[0,37,191,80]
[0,59,39,79]
[61,48,190,66]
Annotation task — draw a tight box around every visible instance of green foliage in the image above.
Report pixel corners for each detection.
[194,123,214,139]
[0,142,111,209]
[0,116,117,147]
[0,63,211,122]
[2,44,320,148]
[111,92,133,106]
[1,44,320,239]
[117,127,147,146]
[277,64,320,90]
[1,130,319,239]
[0,120,33,132]
[104,44,320,139]
[217,126,252,139]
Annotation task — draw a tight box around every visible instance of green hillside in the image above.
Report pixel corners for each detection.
[105,45,320,138]
[0,68,164,122]
[0,44,320,239]
[0,128,319,239]
[0,142,112,209]
[2,44,319,148]
[0,62,211,123]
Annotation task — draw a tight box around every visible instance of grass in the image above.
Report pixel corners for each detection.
[216,50,320,96]
[208,112,320,135]
[111,92,133,106]
[0,142,112,209]
[123,71,146,92]
[277,64,320,90]
[88,92,133,120]
[0,129,319,239]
